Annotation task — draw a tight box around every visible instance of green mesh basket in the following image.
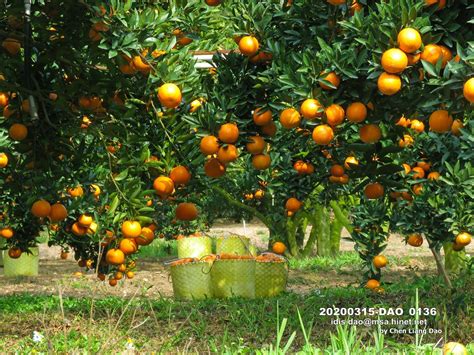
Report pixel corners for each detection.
[215,235,251,256]
[4,247,39,277]
[211,259,255,298]
[170,261,213,300]
[177,236,212,259]
[255,261,288,298]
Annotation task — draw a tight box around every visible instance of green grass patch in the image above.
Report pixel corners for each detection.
[137,238,177,259]
[289,251,363,271]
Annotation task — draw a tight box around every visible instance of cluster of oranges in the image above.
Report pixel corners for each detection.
[366,254,388,290]
[244,189,265,201]
[285,197,302,217]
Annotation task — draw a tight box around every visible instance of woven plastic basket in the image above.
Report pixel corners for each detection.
[215,235,251,256]
[170,260,213,300]
[3,247,39,277]
[177,236,212,259]
[255,260,288,298]
[211,259,255,298]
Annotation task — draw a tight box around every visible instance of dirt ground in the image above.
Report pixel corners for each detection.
[0,221,471,298]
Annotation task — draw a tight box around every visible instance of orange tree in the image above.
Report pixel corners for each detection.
[180,0,473,285]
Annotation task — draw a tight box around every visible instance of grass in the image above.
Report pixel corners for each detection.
[289,251,363,272]
[137,238,178,259]
[0,276,472,353]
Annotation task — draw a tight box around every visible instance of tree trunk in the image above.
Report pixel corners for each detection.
[329,219,343,256]
[316,206,332,257]
[443,242,467,276]
[430,246,452,288]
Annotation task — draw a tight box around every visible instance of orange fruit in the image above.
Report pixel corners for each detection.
[108,278,118,287]
[252,154,271,170]
[381,48,408,73]
[239,36,259,57]
[90,184,101,197]
[31,200,51,218]
[398,134,414,148]
[218,123,239,143]
[427,171,440,180]
[280,108,301,129]
[0,92,9,107]
[359,124,382,143]
[396,116,411,127]
[189,99,202,113]
[300,99,322,120]
[157,83,182,108]
[327,0,345,4]
[421,44,442,65]
[169,166,191,185]
[68,186,84,198]
[455,232,471,247]
[106,248,125,265]
[200,135,220,155]
[71,222,88,236]
[8,247,22,259]
[121,220,142,238]
[60,251,69,260]
[364,182,384,199]
[429,110,453,133]
[1,227,14,239]
[272,242,287,254]
[373,255,388,268]
[119,238,138,255]
[406,52,421,66]
[350,1,363,15]
[346,102,367,123]
[320,71,340,90]
[366,279,380,289]
[204,158,226,178]
[285,197,302,212]
[451,119,464,136]
[463,78,474,103]
[2,38,21,55]
[254,190,265,199]
[153,176,174,196]
[344,156,359,170]
[0,153,8,168]
[217,144,239,164]
[246,136,266,154]
[330,164,345,177]
[126,271,135,279]
[412,184,423,195]
[398,28,422,53]
[261,121,277,136]
[377,72,401,95]
[9,123,28,141]
[253,108,273,126]
[205,0,222,5]
[325,104,345,126]
[132,55,150,73]
[407,234,423,247]
[78,214,93,227]
[312,124,334,145]
[416,161,431,171]
[293,160,308,174]
[402,163,411,174]
[411,167,425,179]
[175,202,198,221]
[439,45,452,67]
[136,227,155,246]
[410,119,425,133]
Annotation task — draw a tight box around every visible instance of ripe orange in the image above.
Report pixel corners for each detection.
[325,104,345,126]
[410,119,425,133]
[272,242,287,254]
[253,108,273,126]
[121,220,142,238]
[169,166,191,185]
[132,55,150,73]
[119,238,138,255]
[346,102,367,123]
[407,234,423,247]
[204,158,226,178]
[252,154,271,170]
[429,110,453,133]
[31,200,51,218]
[175,202,198,221]
[153,176,174,196]
[450,119,463,136]
[381,48,408,73]
[421,44,442,65]
[300,99,322,120]
[261,121,277,136]
[205,0,222,5]
[373,255,388,268]
[217,144,239,164]
[78,214,93,227]
[68,186,84,198]
[71,222,88,236]
[1,227,14,239]
[442,342,467,355]
[344,156,359,170]
[327,0,345,4]
[218,123,239,143]
[106,248,125,265]
[416,161,431,171]
[157,83,182,108]
[427,171,440,180]
[285,197,302,212]
[254,189,265,199]
[396,116,411,127]
[398,28,422,54]
[9,123,28,141]
[359,124,382,143]
[126,271,135,279]
[246,136,266,154]
[463,78,474,103]
[320,71,340,90]
[108,278,118,287]
[438,45,452,68]
[0,153,8,168]
[0,92,9,107]
[411,167,425,179]
[60,251,69,260]
[402,163,411,174]
[377,72,401,95]
[2,38,21,55]
[136,227,155,246]
[364,182,384,199]
[406,52,421,66]
[330,164,345,177]
[293,160,308,174]
[239,36,259,57]
[366,279,380,290]
[200,135,220,155]
[280,108,301,129]
[90,184,101,197]
[455,232,471,247]
[398,134,414,148]
[412,184,423,195]
[8,247,22,259]
[312,124,334,145]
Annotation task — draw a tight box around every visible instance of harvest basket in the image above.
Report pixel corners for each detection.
[211,258,256,298]
[170,259,213,300]
[3,247,39,277]
[215,235,251,256]
[177,236,212,259]
[255,255,288,298]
